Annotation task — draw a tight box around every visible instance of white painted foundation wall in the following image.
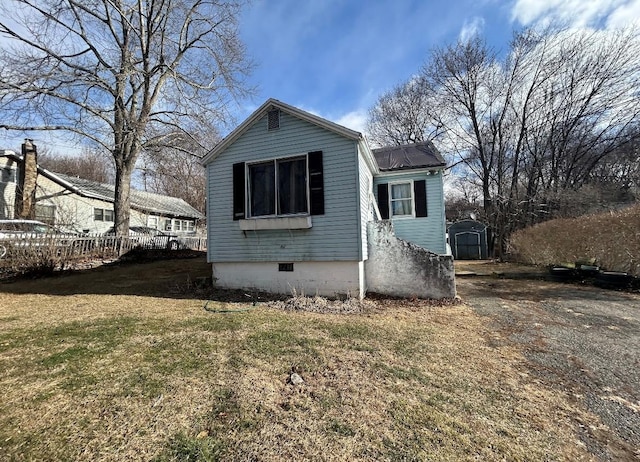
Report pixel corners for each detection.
[212,261,365,299]
[365,220,456,299]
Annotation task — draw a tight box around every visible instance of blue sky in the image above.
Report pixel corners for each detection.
[236,0,640,132]
[1,0,638,151]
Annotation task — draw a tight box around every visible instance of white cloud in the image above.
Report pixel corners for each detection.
[297,105,368,133]
[511,0,639,28]
[607,0,640,27]
[459,17,486,42]
[334,109,368,133]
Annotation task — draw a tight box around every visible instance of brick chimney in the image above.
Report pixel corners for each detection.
[14,139,38,219]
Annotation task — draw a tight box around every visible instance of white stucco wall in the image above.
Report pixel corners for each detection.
[365,220,456,299]
[212,261,365,299]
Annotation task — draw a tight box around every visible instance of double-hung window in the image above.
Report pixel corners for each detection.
[248,156,308,217]
[377,179,427,219]
[390,182,414,217]
[94,208,114,221]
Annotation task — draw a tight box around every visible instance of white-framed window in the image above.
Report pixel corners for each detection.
[148,216,158,229]
[160,219,194,232]
[248,155,308,218]
[389,181,414,217]
[94,208,114,221]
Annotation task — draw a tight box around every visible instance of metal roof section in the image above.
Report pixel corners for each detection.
[201,98,364,165]
[53,172,204,219]
[372,141,446,171]
[2,151,202,219]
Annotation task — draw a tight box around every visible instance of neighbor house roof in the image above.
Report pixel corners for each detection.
[201,98,379,173]
[1,150,203,219]
[372,141,446,172]
[52,172,204,219]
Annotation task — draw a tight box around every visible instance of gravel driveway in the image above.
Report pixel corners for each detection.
[456,273,640,461]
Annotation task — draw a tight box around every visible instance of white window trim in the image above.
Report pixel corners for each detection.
[246,154,311,219]
[389,180,415,219]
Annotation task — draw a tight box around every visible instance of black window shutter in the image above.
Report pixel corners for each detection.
[232,162,245,220]
[377,183,389,219]
[414,179,427,217]
[308,151,324,215]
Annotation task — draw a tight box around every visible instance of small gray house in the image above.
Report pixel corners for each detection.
[202,99,454,299]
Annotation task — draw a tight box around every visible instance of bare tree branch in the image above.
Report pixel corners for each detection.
[0,0,253,234]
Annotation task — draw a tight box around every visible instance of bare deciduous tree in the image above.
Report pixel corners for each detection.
[0,0,252,234]
[368,26,640,258]
[366,77,442,147]
[141,128,216,214]
[39,148,114,184]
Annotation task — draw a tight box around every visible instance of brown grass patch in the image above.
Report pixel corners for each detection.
[0,257,594,461]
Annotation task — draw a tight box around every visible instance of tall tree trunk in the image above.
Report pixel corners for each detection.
[113,156,136,236]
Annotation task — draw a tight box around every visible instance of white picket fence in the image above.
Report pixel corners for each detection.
[0,233,207,261]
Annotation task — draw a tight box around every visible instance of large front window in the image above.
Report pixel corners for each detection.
[390,182,414,217]
[248,156,308,217]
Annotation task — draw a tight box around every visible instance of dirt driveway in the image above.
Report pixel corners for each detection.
[456,263,640,461]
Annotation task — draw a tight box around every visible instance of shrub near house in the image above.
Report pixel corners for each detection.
[509,203,640,277]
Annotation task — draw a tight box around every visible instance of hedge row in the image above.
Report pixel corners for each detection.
[508,203,640,276]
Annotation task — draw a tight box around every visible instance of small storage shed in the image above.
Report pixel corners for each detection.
[448,219,489,260]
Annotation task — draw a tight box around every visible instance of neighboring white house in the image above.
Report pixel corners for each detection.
[0,150,203,234]
[202,99,455,299]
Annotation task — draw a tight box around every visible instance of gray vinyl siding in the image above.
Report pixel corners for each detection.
[373,171,447,254]
[207,111,362,262]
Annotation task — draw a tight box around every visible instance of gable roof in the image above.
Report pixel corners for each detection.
[1,151,203,219]
[372,141,446,172]
[201,98,365,166]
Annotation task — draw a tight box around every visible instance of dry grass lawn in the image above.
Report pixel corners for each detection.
[0,256,594,461]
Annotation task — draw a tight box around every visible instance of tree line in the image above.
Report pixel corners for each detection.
[367,26,640,257]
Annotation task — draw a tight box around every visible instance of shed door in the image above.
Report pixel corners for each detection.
[455,232,481,260]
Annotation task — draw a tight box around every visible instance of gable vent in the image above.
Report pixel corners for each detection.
[267,109,280,130]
